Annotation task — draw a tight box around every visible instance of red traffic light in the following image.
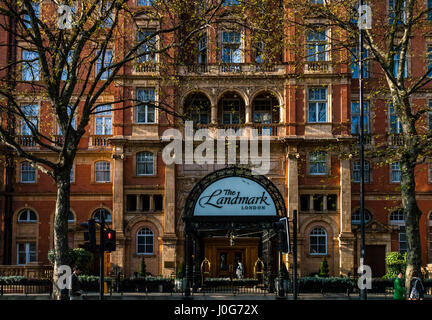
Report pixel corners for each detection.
[107,232,112,239]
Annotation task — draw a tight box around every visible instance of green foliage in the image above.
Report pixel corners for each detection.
[318,257,329,277]
[383,252,406,279]
[138,255,147,277]
[48,248,93,274]
[176,262,185,279]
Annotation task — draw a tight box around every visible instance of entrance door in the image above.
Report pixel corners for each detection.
[365,245,386,277]
[217,249,244,278]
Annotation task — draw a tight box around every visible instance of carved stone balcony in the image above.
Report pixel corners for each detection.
[89,135,112,148]
[304,61,333,74]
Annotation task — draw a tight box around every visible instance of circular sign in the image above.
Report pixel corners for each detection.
[193,176,277,216]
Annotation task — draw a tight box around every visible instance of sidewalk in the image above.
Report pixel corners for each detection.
[1,292,431,300]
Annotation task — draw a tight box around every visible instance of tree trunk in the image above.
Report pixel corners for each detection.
[400,154,422,294]
[52,172,71,300]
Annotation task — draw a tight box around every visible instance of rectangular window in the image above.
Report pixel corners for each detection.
[136,88,156,123]
[389,103,403,134]
[96,50,113,80]
[308,87,328,123]
[306,30,328,62]
[22,50,39,81]
[17,242,36,265]
[61,51,74,81]
[198,34,207,65]
[353,161,370,183]
[95,162,111,182]
[398,226,407,254]
[389,0,406,25]
[309,151,327,175]
[221,31,242,64]
[327,194,337,211]
[141,195,150,211]
[154,195,163,211]
[351,101,370,134]
[95,105,112,135]
[137,30,157,63]
[127,195,137,211]
[300,195,310,211]
[393,51,408,78]
[429,0,432,20]
[255,41,265,64]
[223,0,239,6]
[138,0,153,5]
[310,0,324,3]
[222,99,240,125]
[21,162,36,183]
[21,105,39,135]
[427,45,432,78]
[58,105,76,134]
[391,162,401,183]
[351,47,369,79]
[313,195,324,211]
[101,2,114,27]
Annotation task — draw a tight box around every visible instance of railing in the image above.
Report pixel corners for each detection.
[0,265,53,279]
[254,64,276,72]
[389,134,404,146]
[0,282,52,296]
[179,64,284,76]
[89,135,112,148]
[17,135,36,147]
[135,62,157,73]
[251,123,281,136]
[187,64,208,73]
[219,63,242,73]
[304,61,332,73]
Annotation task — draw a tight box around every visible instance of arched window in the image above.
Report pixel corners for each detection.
[309,227,327,255]
[390,209,405,225]
[20,162,36,183]
[137,228,154,254]
[93,208,112,223]
[352,209,372,225]
[136,152,154,176]
[184,93,211,125]
[18,209,37,222]
[95,161,111,182]
[68,211,75,223]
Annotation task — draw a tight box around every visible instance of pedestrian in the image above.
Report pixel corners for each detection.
[408,272,425,300]
[70,265,83,300]
[236,260,244,279]
[393,271,405,300]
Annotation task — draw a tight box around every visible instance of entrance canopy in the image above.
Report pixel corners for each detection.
[184,167,286,223]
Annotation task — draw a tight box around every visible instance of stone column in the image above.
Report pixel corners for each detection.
[245,103,252,124]
[338,156,355,276]
[111,143,126,273]
[211,103,217,124]
[161,163,177,276]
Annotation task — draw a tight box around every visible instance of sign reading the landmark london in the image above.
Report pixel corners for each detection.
[193,177,277,216]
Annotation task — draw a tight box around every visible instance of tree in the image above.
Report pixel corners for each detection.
[0,0,233,299]
[138,255,147,277]
[319,257,329,278]
[285,0,432,289]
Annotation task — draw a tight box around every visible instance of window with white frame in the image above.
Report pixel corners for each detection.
[20,105,38,135]
[22,50,39,81]
[136,88,156,123]
[306,30,328,62]
[61,51,74,81]
[389,103,403,134]
[136,152,154,176]
[95,105,112,135]
[20,162,36,183]
[221,31,242,64]
[95,161,111,182]
[309,227,327,255]
[351,101,370,134]
[17,243,36,265]
[137,228,154,254]
[222,98,241,124]
[353,161,370,183]
[309,151,327,175]
[100,1,114,27]
[58,105,76,135]
[391,162,401,183]
[351,48,369,79]
[393,50,408,78]
[308,87,328,123]
[351,209,372,225]
[18,209,37,222]
[96,50,113,80]
[93,208,112,223]
[198,34,207,64]
[137,30,157,63]
[398,225,407,254]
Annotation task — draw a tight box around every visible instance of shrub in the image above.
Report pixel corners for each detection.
[176,262,185,279]
[319,257,329,278]
[138,256,147,277]
[48,248,93,274]
[383,252,406,279]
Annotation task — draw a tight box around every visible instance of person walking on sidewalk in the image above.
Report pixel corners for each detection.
[393,271,405,300]
[408,272,425,300]
[70,266,83,300]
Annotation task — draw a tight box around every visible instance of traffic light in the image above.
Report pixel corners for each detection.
[103,229,116,252]
[275,217,290,254]
[80,219,97,252]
